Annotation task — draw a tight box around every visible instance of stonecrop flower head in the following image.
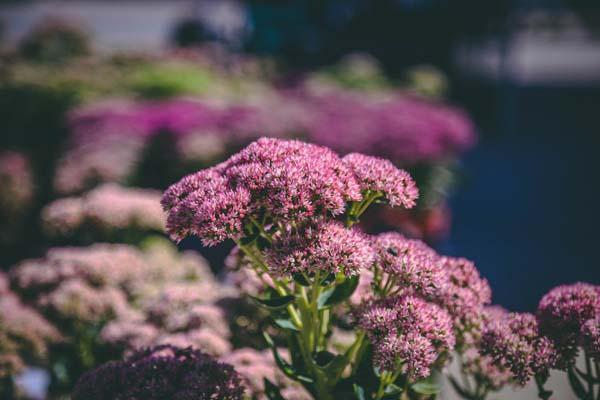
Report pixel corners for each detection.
[357,295,455,380]
[537,282,600,339]
[71,345,245,400]
[435,256,492,323]
[537,282,600,367]
[372,232,443,297]
[162,137,418,247]
[481,312,558,385]
[265,221,375,277]
[342,153,418,208]
[581,317,600,361]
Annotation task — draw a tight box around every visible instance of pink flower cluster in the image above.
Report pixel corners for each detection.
[42,183,165,238]
[436,257,492,321]
[481,313,558,385]
[265,221,375,277]
[536,282,600,366]
[357,295,455,379]
[9,241,222,358]
[372,232,444,298]
[162,137,417,247]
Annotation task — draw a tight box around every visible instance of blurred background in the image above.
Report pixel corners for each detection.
[0,0,599,398]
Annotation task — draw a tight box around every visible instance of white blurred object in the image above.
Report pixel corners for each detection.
[455,10,600,85]
[14,367,50,400]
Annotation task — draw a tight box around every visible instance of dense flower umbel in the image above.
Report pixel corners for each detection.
[537,282,600,367]
[265,221,375,277]
[71,345,245,400]
[436,257,491,318]
[162,138,418,246]
[357,295,455,379]
[372,232,443,297]
[481,313,558,385]
[537,282,600,339]
[581,317,600,361]
[342,153,418,208]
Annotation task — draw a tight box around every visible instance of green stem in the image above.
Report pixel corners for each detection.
[595,362,600,400]
[375,371,392,400]
[236,240,303,329]
[535,375,552,400]
[585,352,595,400]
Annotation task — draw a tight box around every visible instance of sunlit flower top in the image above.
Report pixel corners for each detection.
[162,138,417,246]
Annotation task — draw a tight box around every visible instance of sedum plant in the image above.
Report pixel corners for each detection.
[162,137,491,400]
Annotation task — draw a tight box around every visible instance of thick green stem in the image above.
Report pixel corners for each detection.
[236,241,303,329]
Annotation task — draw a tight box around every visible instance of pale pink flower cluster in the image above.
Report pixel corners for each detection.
[11,243,148,291]
[42,183,165,238]
[54,134,145,195]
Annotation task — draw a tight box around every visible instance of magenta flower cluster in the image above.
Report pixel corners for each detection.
[357,295,455,379]
[305,92,475,165]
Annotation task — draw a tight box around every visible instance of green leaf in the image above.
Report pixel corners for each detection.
[263,378,285,400]
[568,367,589,400]
[274,318,300,331]
[384,383,403,395]
[448,376,473,399]
[313,351,336,367]
[263,332,313,384]
[576,367,600,384]
[411,380,441,395]
[318,276,360,309]
[293,273,311,286]
[320,273,336,286]
[250,295,295,310]
[353,384,366,400]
